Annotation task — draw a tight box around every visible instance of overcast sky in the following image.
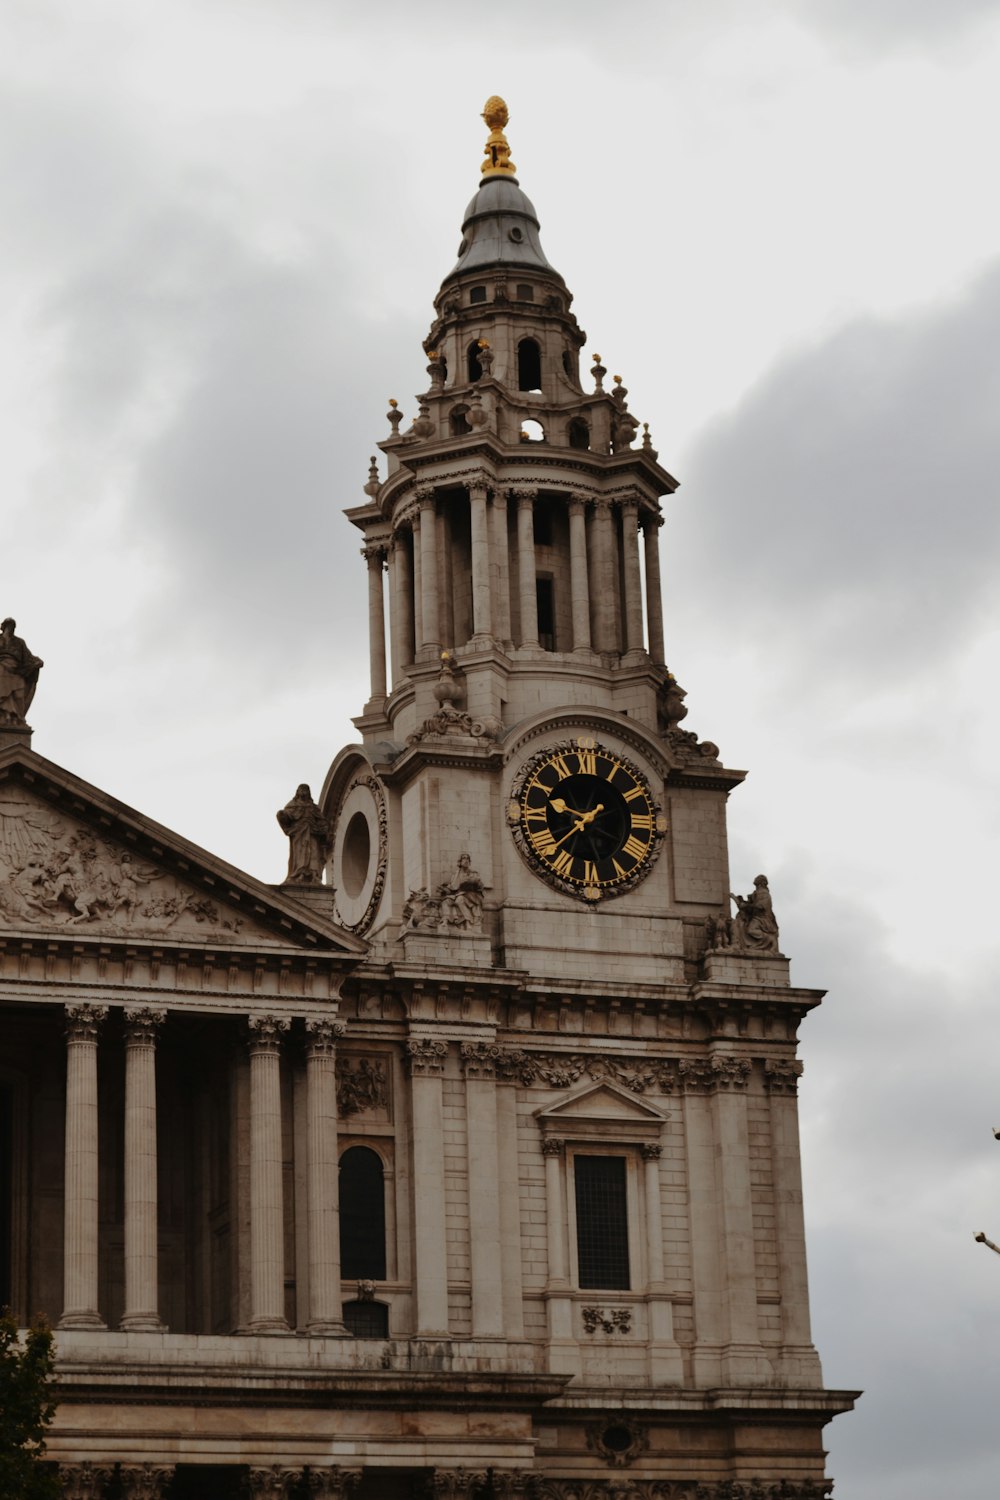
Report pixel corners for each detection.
[3,3,1000,1493]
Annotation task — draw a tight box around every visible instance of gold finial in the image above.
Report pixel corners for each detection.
[480,96,517,179]
[477,338,491,349]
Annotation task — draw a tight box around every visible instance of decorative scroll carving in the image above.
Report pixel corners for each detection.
[0,617,42,724]
[247,1014,291,1053]
[304,1468,363,1499]
[490,1473,533,1499]
[677,1056,751,1093]
[119,1466,176,1500]
[277,784,332,885]
[65,1003,109,1043]
[586,1413,650,1468]
[246,1469,304,1499]
[729,875,780,955]
[404,1037,449,1075]
[428,1470,488,1499]
[402,854,485,934]
[337,1056,388,1114]
[582,1306,632,1335]
[0,802,242,935]
[304,1017,346,1057]
[407,703,503,743]
[460,1040,503,1079]
[58,1466,115,1500]
[764,1059,803,1095]
[497,1048,675,1095]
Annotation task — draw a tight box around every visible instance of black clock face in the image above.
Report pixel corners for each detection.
[511,739,662,901]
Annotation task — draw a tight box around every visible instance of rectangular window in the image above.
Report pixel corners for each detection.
[574,1154,630,1289]
[536,576,555,652]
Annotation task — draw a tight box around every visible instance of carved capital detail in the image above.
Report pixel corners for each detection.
[404,1037,449,1075]
[64,1003,108,1044]
[58,1466,115,1500]
[247,1014,291,1054]
[541,1136,565,1156]
[119,1465,176,1500]
[677,1055,751,1093]
[362,543,387,567]
[304,1017,346,1057]
[641,1142,662,1161]
[510,486,538,506]
[123,1007,167,1046]
[429,1471,489,1499]
[460,1040,502,1079]
[246,1468,305,1499]
[304,1468,363,1499]
[764,1058,803,1095]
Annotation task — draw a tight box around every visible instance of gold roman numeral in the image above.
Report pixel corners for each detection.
[630,812,653,831]
[612,858,627,879]
[623,784,644,803]
[550,849,573,876]
[548,753,572,780]
[530,829,558,856]
[581,860,599,886]
[622,834,648,861]
[576,748,597,775]
[524,806,548,824]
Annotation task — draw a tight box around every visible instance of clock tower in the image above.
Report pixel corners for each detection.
[319,97,856,1496]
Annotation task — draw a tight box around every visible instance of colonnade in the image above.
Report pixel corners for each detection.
[363,487,666,698]
[57,1003,348,1336]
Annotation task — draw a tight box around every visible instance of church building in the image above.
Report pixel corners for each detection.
[0,100,856,1499]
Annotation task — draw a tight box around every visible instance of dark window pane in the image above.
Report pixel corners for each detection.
[575,1155,630,1289]
[340,1146,386,1279]
[343,1299,390,1338]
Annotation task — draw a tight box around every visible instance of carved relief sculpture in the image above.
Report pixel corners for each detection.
[730,874,781,954]
[336,1056,389,1115]
[0,617,43,724]
[277,783,332,884]
[402,853,484,934]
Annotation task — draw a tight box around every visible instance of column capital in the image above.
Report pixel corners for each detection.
[567,491,591,515]
[510,486,537,506]
[642,509,665,531]
[123,1006,167,1045]
[304,1016,347,1057]
[541,1135,565,1156]
[247,1013,291,1054]
[429,1471,489,1500]
[677,1055,751,1092]
[460,1039,502,1079]
[65,1003,108,1042]
[361,542,386,567]
[119,1465,176,1500]
[416,485,438,509]
[641,1141,663,1161]
[764,1057,803,1094]
[59,1465,115,1500]
[404,1036,449,1075]
[246,1469,304,1499]
[304,1468,363,1499]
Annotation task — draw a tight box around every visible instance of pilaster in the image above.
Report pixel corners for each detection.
[460,1041,505,1337]
[405,1036,450,1335]
[304,1016,349,1335]
[59,1002,108,1330]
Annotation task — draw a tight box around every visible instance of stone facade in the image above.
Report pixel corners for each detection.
[0,101,856,1497]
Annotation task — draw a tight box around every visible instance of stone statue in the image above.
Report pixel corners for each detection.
[705,910,732,950]
[730,874,780,954]
[276,784,331,885]
[0,618,43,725]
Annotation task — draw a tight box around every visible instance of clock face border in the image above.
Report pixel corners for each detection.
[508,736,666,903]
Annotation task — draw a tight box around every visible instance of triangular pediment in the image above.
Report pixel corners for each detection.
[535,1081,669,1124]
[0,745,366,957]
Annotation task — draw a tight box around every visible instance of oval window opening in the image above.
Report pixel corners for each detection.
[342,811,371,899]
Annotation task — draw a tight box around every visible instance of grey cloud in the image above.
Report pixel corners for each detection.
[672,261,1000,703]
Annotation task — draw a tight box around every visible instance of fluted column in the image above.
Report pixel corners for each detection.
[460,1044,504,1337]
[491,489,512,644]
[405,1038,450,1336]
[364,544,387,701]
[568,495,591,651]
[304,1017,348,1335]
[514,489,537,646]
[418,489,440,654]
[469,483,493,640]
[247,1014,290,1333]
[643,512,666,663]
[121,1006,166,1331]
[621,496,645,652]
[120,1465,176,1499]
[59,1003,108,1330]
[591,499,616,652]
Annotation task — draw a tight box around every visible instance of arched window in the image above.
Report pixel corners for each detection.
[339,1146,386,1280]
[342,1299,390,1338]
[517,338,542,392]
[467,342,483,383]
[519,419,545,443]
[568,417,590,450]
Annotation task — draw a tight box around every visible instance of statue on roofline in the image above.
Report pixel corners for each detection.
[0,617,43,725]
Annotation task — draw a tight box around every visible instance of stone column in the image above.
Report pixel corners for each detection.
[541,1135,574,1360]
[568,494,591,651]
[438,503,454,648]
[514,489,537,646]
[766,1060,819,1374]
[59,1464,115,1499]
[119,1465,176,1499]
[642,1141,683,1382]
[59,1003,108,1330]
[469,483,493,640]
[620,496,645,652]
[304,1017,348,1335]
[418,489,440,654]
[304,1468,363,1498]
[496,1077,525,1339]
[246,1468,304,1498]
[247,1014,291,1333]
[121,1006,166,1331]
[364,544,387,701]
[680,1076,725,1386]
[389,530,414,681]
[491,488,512,644]
[460,1043,504,1338]
[405,1037,450,1336]
[591,499,617,653]
[643,513,666,663]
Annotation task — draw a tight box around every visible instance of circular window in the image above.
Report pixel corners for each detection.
[602,1426,633,1454]
[342,811,371,899]
[508,226,524,243]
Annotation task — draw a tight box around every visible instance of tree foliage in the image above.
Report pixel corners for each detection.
[0,1310,61,1499]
